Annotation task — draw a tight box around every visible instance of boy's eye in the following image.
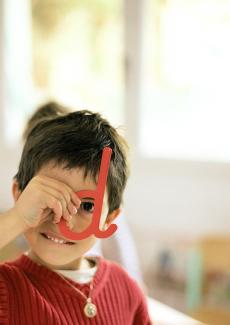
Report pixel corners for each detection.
[80,202,94,213]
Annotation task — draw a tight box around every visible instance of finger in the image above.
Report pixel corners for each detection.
[40,190,68,223]
[37,175,81,209]
[39,182,77,222]
[36,176,73,202]
[71,192,81,209]
[32,208,52,227]
[66,218,74,230]
[45,196,63,221]
[41,208,52,219]
[41,186,71,222]
[67,201,78,216]
[38,176,71,206]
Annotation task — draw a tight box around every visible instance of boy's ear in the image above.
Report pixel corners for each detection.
[103,208,121,230]
[12,179,21,202]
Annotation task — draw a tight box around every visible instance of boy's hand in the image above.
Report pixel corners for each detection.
[12,175,81,229]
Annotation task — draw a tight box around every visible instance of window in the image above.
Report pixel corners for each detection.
[32,0,124,125]
[140,0,230,161]
[4,0,124,145]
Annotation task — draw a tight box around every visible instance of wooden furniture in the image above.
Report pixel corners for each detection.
[187,236,230,325]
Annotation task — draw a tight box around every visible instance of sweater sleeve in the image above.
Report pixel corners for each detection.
[133,296,153,325]
[0,271,9,324]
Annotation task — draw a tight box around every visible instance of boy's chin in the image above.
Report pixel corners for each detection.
[32,248,82,269]
[28,235,84,268]
[25,231,97,269]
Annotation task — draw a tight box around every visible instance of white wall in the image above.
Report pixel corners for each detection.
[124,158,230,237]
[0,145,22,210]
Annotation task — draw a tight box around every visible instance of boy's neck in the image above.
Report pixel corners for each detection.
[26,249,94,271]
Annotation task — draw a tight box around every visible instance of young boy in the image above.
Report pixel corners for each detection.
[0,103,152,324]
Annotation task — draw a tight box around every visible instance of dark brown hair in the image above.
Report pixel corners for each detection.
[15,102,130,213]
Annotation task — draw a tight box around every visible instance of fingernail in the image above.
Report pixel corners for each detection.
[67,221,73,229]
[73,207,78,214]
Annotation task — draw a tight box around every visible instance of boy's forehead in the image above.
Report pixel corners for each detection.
[37,161,98,192]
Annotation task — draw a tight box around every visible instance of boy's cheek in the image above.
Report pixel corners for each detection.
[98,201,109,226]
[98,211,109,230]
[68,215,93,233]
[23,229,37,246]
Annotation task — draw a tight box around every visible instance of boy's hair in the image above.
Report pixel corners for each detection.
[15,102,130,214]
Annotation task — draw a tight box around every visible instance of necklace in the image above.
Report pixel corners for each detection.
[56,270,97,318]
[25,252,97,318]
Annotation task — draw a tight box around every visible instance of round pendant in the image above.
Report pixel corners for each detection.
[84,301,97,318]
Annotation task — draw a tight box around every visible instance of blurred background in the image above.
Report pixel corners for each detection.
[1,0,230,324]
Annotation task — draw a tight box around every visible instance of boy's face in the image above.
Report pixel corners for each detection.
[12,161,120,269]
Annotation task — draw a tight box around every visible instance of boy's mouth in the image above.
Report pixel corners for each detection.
[40,232,75,245]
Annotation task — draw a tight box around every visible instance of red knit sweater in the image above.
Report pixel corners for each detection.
[0,254,152,324]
